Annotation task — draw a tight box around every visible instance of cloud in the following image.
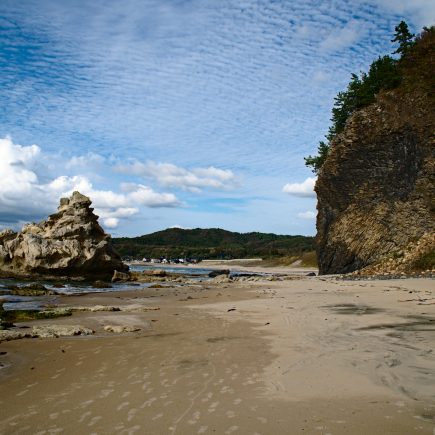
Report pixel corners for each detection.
[117,161,237,192]
[282,177,316,198]
[319,20,365,52]
[297,210,316,219]
[2,0,433,236]
[0,137,181,229]
[368,0,435,27]
[169,224,192,230]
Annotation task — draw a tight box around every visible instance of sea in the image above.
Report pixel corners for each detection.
[0,264,234,311]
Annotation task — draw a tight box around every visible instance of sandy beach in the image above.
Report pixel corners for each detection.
[0,271,434,434]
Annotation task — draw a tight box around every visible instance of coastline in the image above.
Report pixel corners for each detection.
[129,259,319,276]
[0,269,434,434]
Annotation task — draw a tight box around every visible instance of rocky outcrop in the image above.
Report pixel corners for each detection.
[316,90,434,274]
[0,191,128,280]
[0,325,94,342]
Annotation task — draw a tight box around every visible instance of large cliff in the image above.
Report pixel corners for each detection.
[0,191,128,280]
[315,31,435,275]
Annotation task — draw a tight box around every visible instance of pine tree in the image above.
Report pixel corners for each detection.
[304,141,330,174]
[391,21,415,56]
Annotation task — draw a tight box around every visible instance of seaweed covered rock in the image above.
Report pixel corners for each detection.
[0,191,128,280]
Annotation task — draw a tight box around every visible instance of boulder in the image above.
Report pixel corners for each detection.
[0,325,94,342]
[208,269,230,278]
[112,270,131,282]
[8,283,58,296]
[0,191,128,280]
[103,325,141,333]
[30,324,94,338]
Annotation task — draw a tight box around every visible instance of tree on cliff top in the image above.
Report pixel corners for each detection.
[304,21,418,174]
[391,21,415,56]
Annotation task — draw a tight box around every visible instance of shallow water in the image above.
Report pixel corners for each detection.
[0,264,250,311]
[129,264,215,276]
[0,278,152,311]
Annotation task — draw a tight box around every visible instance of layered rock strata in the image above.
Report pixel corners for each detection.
[0,191,128,280]
[315,90,434,274]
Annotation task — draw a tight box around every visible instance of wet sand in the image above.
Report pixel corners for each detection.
[0,274,434,434]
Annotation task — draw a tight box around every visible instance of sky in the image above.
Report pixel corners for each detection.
[0,0,433,237]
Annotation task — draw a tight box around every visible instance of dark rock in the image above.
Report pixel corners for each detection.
[142,269,167,277]
[208,269,230,278]
[8,283,58,296]
[92,280,112,289]
[112,270,131,282]
[306,272,316,276]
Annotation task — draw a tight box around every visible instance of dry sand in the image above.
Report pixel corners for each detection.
[0,273,434,434]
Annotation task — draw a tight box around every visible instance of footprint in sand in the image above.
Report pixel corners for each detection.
[202,392,214,403]
[78,411,92,423]
[117,401,130,411]
[188,410,201,425]
[208,401,219,413]
[127,408,138,421]
[88,416,102,426]
[140,397,157,408]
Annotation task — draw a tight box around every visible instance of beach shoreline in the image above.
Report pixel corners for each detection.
[0,270,434,434]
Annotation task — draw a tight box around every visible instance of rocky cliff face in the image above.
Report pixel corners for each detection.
[316,38,434,274]
[0,192,128,280]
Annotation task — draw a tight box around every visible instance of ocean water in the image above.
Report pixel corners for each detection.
[129,264,215,276]
[0,265,215,311]
[0,278,153,311]
[0,265,257,311]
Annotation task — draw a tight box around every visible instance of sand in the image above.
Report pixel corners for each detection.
[0,273,434,434]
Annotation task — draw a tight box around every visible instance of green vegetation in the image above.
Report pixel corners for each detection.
[391,21,415,55]
[412,250,435,271]
[304,21,433,174]
[0,302,72,328]
[112,227,315,260]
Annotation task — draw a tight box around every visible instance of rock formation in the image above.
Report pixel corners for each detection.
[315,33,434,275]
[0,191,128,280]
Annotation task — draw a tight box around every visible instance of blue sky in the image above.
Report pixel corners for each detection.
[0,0,433,236]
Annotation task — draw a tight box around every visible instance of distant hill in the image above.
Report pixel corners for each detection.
[112,228,315,260]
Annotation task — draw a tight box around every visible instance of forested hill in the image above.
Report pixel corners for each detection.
[112,228,315,260]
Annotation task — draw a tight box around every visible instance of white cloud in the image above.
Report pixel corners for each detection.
[103,217,119,228]
[297,210,316,220]
[117,161,237,192]
[282,177,316,198]
[0,137,181,229]
[319,20,365,52]
[312,70,330,83]
[369,0,435,27]
[65,152,105,170]
[169,224,192,230]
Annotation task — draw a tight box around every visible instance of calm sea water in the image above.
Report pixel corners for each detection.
[0,265,217,311]
[129,264,215,276]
